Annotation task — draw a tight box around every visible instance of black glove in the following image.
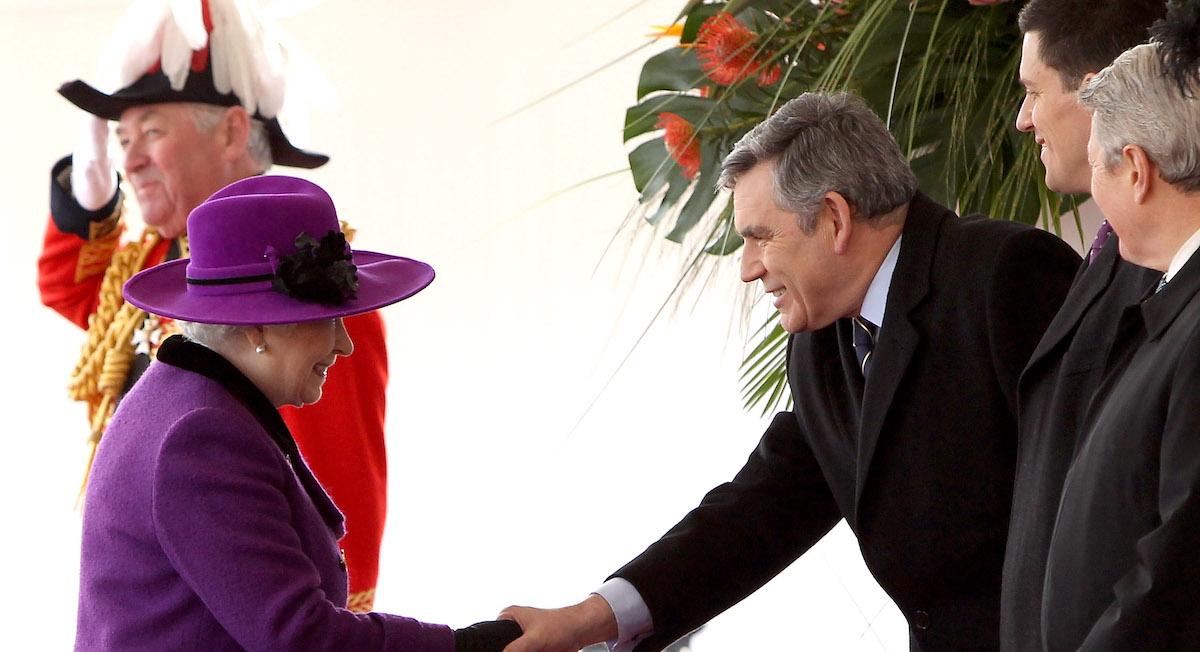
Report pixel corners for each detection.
[454,619,523,652]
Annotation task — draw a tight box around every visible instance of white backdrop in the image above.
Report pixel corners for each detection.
[0,1,907,648]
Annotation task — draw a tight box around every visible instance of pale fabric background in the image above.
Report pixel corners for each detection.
[0,1,910,648]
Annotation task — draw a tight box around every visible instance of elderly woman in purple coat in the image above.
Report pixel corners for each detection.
[76,175,519,651]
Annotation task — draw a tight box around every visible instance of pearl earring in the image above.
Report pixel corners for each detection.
[255,344,267,354]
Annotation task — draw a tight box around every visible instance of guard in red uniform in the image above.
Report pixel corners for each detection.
[39,0,388,611]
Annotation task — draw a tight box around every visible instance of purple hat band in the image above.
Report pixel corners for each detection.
[124,176,435,325]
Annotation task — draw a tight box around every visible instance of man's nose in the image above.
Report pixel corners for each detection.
[740,247,764,284]
[1015,96,1034,133]
[122,136,149,173]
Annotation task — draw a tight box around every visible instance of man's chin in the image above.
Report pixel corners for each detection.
[143,214,187,239]
[1043,170,1089,196]
[779,316,806,334]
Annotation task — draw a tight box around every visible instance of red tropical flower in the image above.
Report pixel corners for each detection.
[757,62,782,86]
[696,13,778,86]
[656,112,702,180]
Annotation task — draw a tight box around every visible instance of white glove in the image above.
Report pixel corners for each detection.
[70,115,119,211]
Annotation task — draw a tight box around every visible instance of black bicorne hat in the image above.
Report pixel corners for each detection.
[59,0,328,169]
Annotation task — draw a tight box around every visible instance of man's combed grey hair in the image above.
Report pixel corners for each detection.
[719,92,917,231]
[188,103,274,173]
[1080,43,1200,193]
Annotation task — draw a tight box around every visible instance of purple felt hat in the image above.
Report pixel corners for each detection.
[123,176,434,325]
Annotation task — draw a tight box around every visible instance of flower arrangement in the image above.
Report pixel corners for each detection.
[623,0,1078,412]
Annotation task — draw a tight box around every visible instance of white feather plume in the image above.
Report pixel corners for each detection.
[168,0,208,49]
[92,0,297,120]
[97,0,171,92]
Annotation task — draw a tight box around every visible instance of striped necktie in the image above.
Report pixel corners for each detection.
[1156,275,1168,294]
[852,317,878,378]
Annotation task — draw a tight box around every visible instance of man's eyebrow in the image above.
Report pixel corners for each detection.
[738,225,770,239]
[115,109,161,136]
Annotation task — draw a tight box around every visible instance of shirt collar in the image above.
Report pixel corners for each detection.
[1165,226,1200,283]
[859,236,902,328]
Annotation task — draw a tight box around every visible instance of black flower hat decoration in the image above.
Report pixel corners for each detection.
[271,230,359,305]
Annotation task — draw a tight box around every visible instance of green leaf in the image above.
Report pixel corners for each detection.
[738,316,791,415]
[703,199,743,255]
[681,3,724,44]
[674,0,706,23]
[667,140,722,242]
[623,94,716,142]
[638,47,705,99]
[628,138,670,196]
[648,165,691,225]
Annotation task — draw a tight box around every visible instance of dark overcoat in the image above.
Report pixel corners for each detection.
[1000,235,1158,651]
[1042,247,1200,651]
[612,192,1080,651]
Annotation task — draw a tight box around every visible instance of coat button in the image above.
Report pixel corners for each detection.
[913,610,931,631]
[338,548,347,571]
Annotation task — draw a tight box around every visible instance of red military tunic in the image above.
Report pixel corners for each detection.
[39,156,387,610]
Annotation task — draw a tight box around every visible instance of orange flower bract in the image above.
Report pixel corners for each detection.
[656,112,702,180]
[695,13,778,86]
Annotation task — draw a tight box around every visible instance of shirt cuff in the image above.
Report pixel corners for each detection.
[593,577,652,652]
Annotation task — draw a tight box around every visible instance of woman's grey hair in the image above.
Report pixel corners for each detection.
[1079,43,1200,193]
[188,103,274,173]
[176,321,248,350]
[718,91,917,232]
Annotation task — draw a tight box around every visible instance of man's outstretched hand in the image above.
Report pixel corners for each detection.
[499,594,618,652]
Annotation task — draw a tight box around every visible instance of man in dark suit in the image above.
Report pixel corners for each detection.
[499,92,1079,651]
[1002,2,1164,648]
[1041,25,1200,648]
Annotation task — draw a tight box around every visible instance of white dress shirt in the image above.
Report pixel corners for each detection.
[593,236,903,651]
[1164,227,1200,284]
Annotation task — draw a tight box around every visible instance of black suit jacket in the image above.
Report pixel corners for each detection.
[1000,237,1158,652]
[612,193,1080,651]
[1042,247,1200,651]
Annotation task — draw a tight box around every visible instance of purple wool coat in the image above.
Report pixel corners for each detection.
[75,335,453,651]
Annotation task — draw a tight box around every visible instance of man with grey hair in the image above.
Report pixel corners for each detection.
[37,0,392,612]
[1001,1,1166,648]
[499,92,1079,651]
[1041,11,1200,647]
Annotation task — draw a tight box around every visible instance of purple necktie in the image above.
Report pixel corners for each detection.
[1088,220,1114,264]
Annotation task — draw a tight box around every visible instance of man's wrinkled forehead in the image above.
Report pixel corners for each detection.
[115,105,166,136]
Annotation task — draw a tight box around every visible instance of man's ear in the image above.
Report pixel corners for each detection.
[1078,71,1097,92]
[824,191,855,255]
[218,106,252,159]
[1124,144,1156,205]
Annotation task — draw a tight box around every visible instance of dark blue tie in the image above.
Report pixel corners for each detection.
[852,317,878,378]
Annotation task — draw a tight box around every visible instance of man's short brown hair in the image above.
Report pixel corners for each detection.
[1018,0,1167,90]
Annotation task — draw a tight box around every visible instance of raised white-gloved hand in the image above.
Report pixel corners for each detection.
[70,115,118,211]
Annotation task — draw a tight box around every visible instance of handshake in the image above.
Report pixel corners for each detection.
[456,595,618,652]
[454,619,522,652]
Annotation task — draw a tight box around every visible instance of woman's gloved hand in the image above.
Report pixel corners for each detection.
[454,619,523,652]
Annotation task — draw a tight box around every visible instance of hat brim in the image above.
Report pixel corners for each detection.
[58,78,329,169]
[123,251,434,325]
